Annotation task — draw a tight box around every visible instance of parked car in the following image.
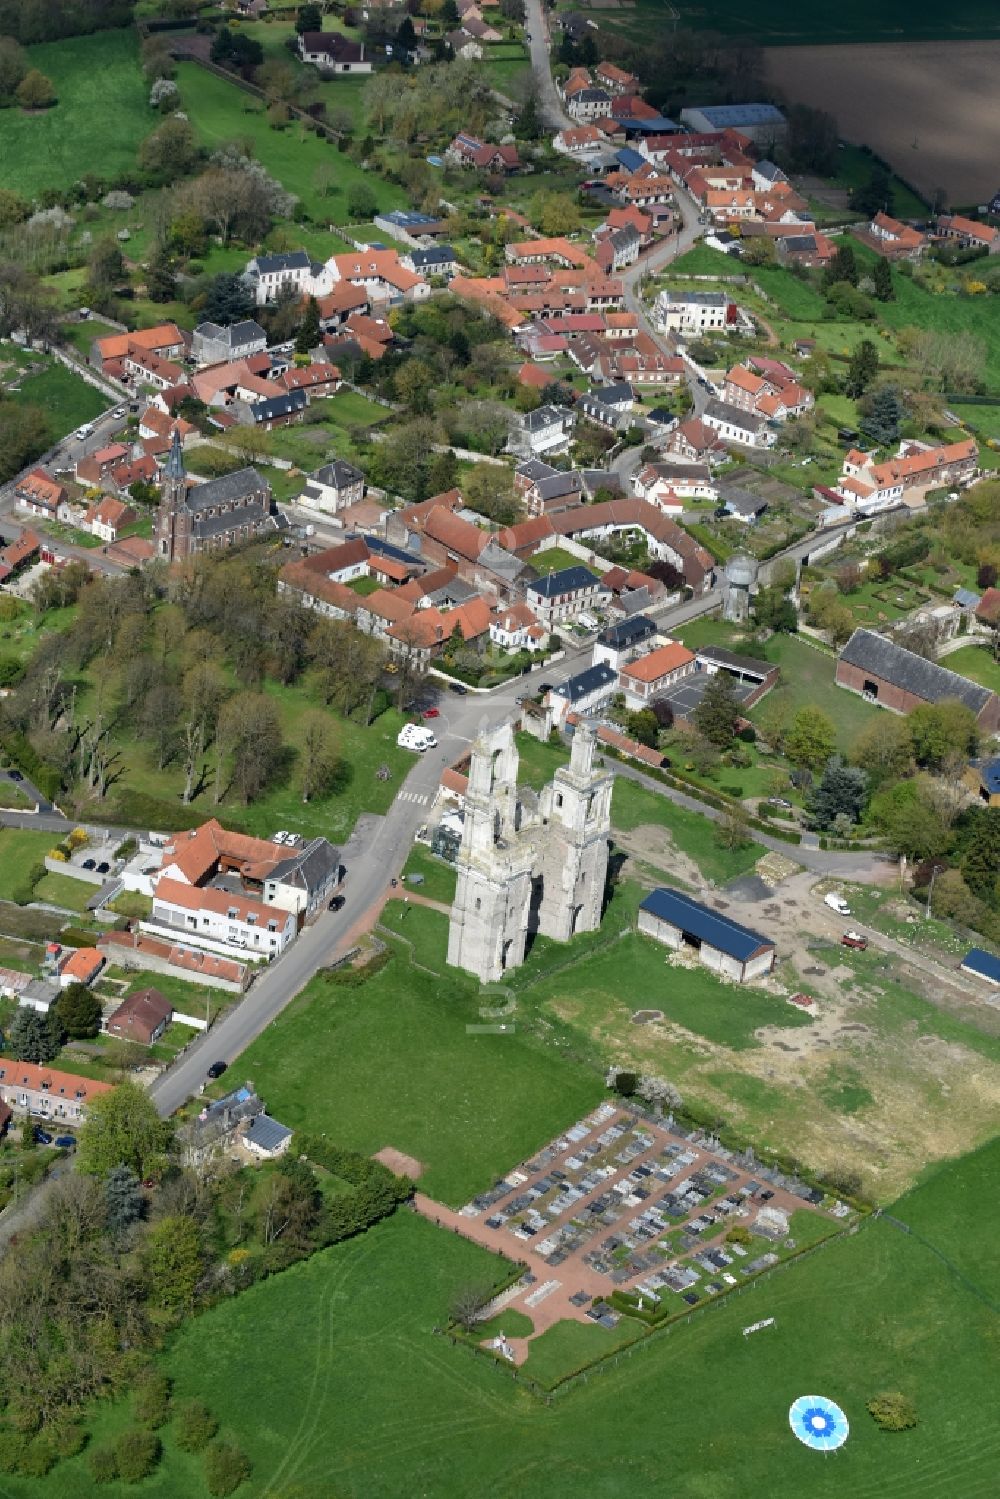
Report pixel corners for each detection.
[33,1128,53,1145]
[273,831,289,845]
[82,858,96,870]
[767,797,793,810]
[328,894,345,912]
[54,1135,75,1149]
[8,770,22,782]
[841,931,868,951]
[96,862,110,875]
[206,1061,227,1079]
[423,707,440,719]
[448,681,467,695]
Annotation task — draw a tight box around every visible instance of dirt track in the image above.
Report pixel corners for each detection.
[765,41,1000,204]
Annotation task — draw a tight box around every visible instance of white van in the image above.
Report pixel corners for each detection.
[397,724,437,753]
[824,892,850,916]
[74,423,94,440]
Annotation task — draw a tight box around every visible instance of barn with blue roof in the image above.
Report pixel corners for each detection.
[960,948,1000,987]
[638,887,776,982]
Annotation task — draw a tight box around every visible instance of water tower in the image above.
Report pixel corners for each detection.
[722,553,759,623]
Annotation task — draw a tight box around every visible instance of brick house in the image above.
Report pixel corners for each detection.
[106,987,173,1046]
[0,1059,113,1122]
[619,641,695,707]
[836,628,1000,732]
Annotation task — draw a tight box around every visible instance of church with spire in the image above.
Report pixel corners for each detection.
[155,428,284,564]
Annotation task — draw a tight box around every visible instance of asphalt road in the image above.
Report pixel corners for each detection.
[524,0,572,131]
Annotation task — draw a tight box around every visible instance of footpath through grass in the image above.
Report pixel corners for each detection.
[0,31,148,196]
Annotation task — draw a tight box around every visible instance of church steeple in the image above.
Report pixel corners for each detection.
[165,425,185,484]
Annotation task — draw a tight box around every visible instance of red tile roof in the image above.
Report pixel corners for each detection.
[0,1057,113,1103]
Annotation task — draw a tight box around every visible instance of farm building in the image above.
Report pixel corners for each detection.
[638,887,776,983]
[960,949,1000,986]
[835,629,1000,732]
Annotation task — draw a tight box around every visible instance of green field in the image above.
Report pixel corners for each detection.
[610,776,763,884]
[14,1139,1000,1498]
[941,644,1000,693]
[31,871,94,914]
[7,360,108,432]
[0,830,57,902]
[529,548,599,578]
[226,908,603,1204]
[0,30,149,196]
[175,63,406,221]
[746,633,881,751]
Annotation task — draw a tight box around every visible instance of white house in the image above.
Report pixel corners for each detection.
[654,289,733,334]
[245,250,323,307]
[489,603,548,652]
[150,879,296,959]
[300,459,365,515]
[702,398,775,450]
[593,614,658,671]
[297,31,372,74]
[513,403,576,457]
[526,565,611,625]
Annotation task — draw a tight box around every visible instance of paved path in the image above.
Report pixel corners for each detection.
[524,0,572,131]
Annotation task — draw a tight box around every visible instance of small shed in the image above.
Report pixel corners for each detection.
[243,1113,293,1159]
[638,887,776,982]
[960,948,1000,986]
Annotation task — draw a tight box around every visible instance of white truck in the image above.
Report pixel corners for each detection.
[397,723,437,753]
[824,892,851,916]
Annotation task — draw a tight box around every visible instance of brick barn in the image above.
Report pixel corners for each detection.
[836,628,1000,733]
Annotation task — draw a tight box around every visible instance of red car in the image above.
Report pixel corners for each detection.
[423,707,440,719]
[841,931,868,951]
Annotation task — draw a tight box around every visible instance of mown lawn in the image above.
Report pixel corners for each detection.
[0,830,57,902]
[400,844,458,904]
[31,871,94,914]
[175,63,406,220]
[942,644,1000,693]
[21,1144,1000,1498]
[746,633,881,751]
[6,359,108,432]
[610,777,763,884]
[529,548,599,577]
[227,910,603,1205]
[0,30,149,196]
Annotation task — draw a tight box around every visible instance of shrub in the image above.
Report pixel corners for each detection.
[204,1439,252,1496]
[88,1445,119,1482]
[0,1429,29,1474]
[133,1372,171,1428]
[68,827,89,848]
[867,1391,917,1431]
[174,1399,219,1454]
[114,1428,161,1483]
[725,1224,752,1246]
[51,1422,87,1459]
[18,1436,58,1477]
[47,847,67,862]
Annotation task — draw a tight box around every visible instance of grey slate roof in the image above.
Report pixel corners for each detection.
[516,458,557,483]
[697,645,772,679]
[839,628,993,713]
[314,459,364,488]
[244,1114,293,1153]
[408,246,456,269]
[641,886,774,961]
[271,837,341,897]
[537,471,583,501]
[721,486,768,516]
[529,565,603,599]
[252,251,311,275]
[522,403,574,433]
[598,614,656,649]
[705,399,766,434]
[186,467,269,513]
[252,390,307,422]
[552,661,617,702]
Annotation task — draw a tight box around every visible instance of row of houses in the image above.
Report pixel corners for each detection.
[833,436,979,514]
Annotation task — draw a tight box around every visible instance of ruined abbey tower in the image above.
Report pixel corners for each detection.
[447,720,612,984]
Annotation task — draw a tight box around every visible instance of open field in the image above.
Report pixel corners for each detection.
[765,41,1000,204]
[590,0,1000,45]
[942,644,1000,693]
[0,30,148,196]
[226,908,604,1204]
[175,63,406,221]
[12,1141,1000,1497]
[745,634,881,752]
[0,830,56,902]
[6,360,109,433]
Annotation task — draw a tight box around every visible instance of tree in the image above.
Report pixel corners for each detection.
[204,1440,252,1497]
[210,26,264,70]
[145,1214,203,1310]
[8,1005,61,1064]
[114,1429,161,1483]
[0,36,28,98]
[754,585,797,633]
[104,1164,145,1239]
[851,715,913,781]
[692,671,741,748]
[529,190,581,237]
[822,243,858,290]
[450,1284,488,1331]
[464,462,519,525]
[174,1401,219,1454]
[216,692,285,803]
[872,255,894,302]
[87,237,125,297]
[346,180,377,220]
[0,186,29,227]
[806,756,869,830]
[295,3,322,33]
[624,708,660,748]
[784,102,838,174]
[850,166,893,218]
[295,295,321,356]
[909,699,978,768]
[786,706,836,771]
[298,709,338,802]
[78,1080,173,1179]
[145,245,178,304]
[860,384,906,446]
[961,807,1000,902]
[883,793,949,863]
[845,339,879,398]
[54,981,102,1040]
[716,805,753,850]
[139,116,199,181]
[867,1392,917,1432]
[201,272,255,326]
[15,68,54,108]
